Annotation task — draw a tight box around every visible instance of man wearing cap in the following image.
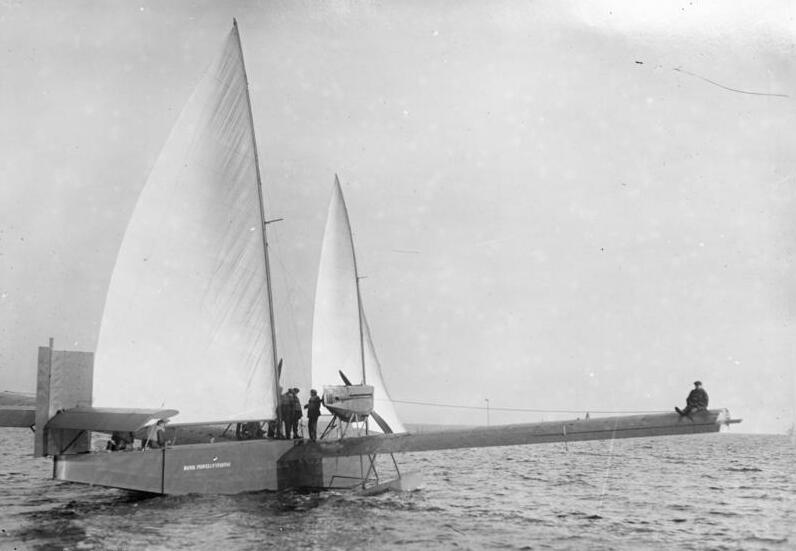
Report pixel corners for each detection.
[290,388,303,439]
[676,381,709,416]
[304,389,322,441]
[145,419,168,448]
[279,387,293,439]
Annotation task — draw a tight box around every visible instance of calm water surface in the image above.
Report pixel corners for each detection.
[0,430,793,550]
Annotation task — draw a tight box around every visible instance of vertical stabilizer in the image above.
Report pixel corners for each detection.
[34,340,94,457]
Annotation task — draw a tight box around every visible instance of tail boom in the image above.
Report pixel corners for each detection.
[281,409,736,461]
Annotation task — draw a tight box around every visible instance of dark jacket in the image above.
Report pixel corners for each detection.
[305,395,322,419]
[686,387,709,409]
[291,392,303,419]
[279,392,293,419]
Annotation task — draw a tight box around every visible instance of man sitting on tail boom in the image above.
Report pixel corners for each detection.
[675,380,709,416]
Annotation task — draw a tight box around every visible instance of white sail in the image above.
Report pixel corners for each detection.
[361,311,405,434]
[93,25,277,424]
[312,177,405,433]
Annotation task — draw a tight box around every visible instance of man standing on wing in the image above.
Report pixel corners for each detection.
[304,389,322,441]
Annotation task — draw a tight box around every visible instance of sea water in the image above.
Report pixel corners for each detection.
[0,429,793,550]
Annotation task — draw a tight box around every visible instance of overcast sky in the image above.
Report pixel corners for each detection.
[1,1,793,433]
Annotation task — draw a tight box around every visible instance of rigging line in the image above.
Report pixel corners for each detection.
[673,67,789,98]
[390,399,667,415]
[272,249,342,363]
[272,251,310,374]
[263,233,306,380]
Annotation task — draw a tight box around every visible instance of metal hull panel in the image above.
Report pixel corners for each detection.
[162,440,293,494]
[55,448,165,493]
[54,439,362,494]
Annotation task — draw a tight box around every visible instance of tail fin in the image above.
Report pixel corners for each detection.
[33,339,94,457]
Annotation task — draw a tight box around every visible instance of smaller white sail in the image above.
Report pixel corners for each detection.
[312,177,405,433]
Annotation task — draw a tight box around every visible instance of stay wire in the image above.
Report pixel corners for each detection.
[390,399,667,415]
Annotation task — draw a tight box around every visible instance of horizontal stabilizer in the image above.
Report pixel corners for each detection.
[280,409,737,462]
[0,406,36,427]
[46,407,179,433]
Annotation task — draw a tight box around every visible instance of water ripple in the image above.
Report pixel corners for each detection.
[0,432,793,550]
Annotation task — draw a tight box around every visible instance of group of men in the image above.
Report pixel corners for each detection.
[105,418,167,451]
[277,387,322,441]
[105,389,325,451]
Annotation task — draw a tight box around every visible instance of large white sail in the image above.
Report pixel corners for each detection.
[312,177,405,433]
[93,24,277,424]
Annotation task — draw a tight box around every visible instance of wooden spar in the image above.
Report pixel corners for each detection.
[355,275,366,386]
[232,20,281,416]
[279,409,737,462]
[333,175,367,387]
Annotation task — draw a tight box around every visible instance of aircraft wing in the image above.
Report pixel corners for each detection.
[46,407,179,433]
[0,406,36,428]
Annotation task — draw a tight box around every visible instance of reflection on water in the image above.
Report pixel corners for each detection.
[1,429,794,550]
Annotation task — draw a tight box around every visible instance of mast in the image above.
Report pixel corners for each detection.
[334,175,367,386]
[233,20,281,414]
[355,278,366,385]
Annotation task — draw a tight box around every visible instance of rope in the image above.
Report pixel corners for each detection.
[390,398,667,415]
[673,67,789,98]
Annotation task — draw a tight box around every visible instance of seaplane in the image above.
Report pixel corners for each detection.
[0,21,741,496]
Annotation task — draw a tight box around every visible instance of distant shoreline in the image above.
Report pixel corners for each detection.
[0,391,35,407]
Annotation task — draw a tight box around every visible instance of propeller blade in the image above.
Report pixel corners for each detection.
[370,410,393,434]
[338,370,353,386]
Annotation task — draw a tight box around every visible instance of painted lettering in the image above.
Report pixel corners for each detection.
[182,462,232,471]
